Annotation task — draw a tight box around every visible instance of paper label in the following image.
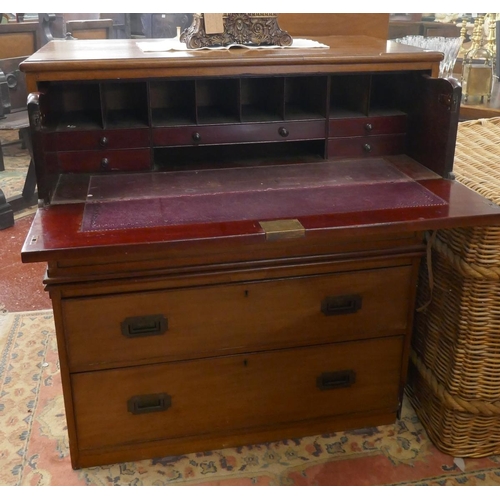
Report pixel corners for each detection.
[204,13,224,34]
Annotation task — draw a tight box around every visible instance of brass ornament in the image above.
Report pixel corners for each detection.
[180,14,293,49]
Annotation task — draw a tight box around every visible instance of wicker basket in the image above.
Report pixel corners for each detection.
[407,117,500,458]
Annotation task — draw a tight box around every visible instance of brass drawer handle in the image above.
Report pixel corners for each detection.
[321,294,362,316]
[100,157,110,169]
[121,314,168,338]
[363,143,372,152]
[99,136,109,147]
[364,123,373,132]
[192,131,201,142]
[128,393,171,414]
[317,370,356,390]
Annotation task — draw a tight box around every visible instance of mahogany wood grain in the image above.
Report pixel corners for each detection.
[328,134,407,158]
[407,76,462,178]
[49,293,81,470]
[71,336,403,451]
[62,265,412,371]
[43,128,150,152]
[20,37,443,93]
[329,114,407,137]
[21,168,500,265]
[74,409,398,469]
[152,121,326,147]
[57,149,151,173]
[48,242,421,286]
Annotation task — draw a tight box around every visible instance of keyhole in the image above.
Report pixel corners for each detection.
[244,290,249,297]
[243,359,248,367]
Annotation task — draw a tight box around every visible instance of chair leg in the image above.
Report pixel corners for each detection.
[21,127,36,201]
[0,188,14,229]
[0,143,4,171]
[21,158,37,202]
[18,129,27,149]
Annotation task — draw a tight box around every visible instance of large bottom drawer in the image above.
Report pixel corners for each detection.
[72,336,404,451]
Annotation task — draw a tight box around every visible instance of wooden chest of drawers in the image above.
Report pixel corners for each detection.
[20,34,500,469]
[48,252,420,468]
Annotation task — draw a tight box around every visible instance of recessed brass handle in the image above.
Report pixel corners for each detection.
[121,314,168,338]
[321,294,362,315]
[317,370,356,390]
[128,393,171,414]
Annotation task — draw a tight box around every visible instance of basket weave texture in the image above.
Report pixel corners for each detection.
[407,117,500,458]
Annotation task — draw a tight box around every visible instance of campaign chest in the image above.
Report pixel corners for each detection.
[20,35,500,469]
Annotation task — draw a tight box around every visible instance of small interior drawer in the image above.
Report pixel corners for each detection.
[328,134,407,159]
[43,129,150,152]
[57,149,151,173]
[71,336,404,451]
[152,121,326,147]
[329,114,407,138]
[62,265,413,371]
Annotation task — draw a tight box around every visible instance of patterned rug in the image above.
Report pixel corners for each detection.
[1,310,500,486]
[0,129,30,200]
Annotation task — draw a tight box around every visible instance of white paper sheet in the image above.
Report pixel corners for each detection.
[137,38,329,53]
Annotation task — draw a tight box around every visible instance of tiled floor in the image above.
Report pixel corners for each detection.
[1,127,50,312]
[0,213,51,312]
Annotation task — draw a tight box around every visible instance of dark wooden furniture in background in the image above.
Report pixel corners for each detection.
[20,23,500,469]
[100,14,131,39]
[388,20,461,39]
[0,21,42,58]
[65,19,113,40]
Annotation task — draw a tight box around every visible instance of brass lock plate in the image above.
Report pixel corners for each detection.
[258,219,305,241]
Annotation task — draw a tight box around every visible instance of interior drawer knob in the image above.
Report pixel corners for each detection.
[100,157,110,169]
[364,123,373,131]
[99,136,109,147]
[278,127,289,138]
[363,143,372,152]
[192,132,201,142]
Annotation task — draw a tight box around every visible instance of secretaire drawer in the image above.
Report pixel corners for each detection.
[62,265,413,371]
[329,114,407,137]
[328,134,406,159]
[43,128,150,152]
[72,336,404,451]
[57,148,151,173]
[152,120,326,146]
